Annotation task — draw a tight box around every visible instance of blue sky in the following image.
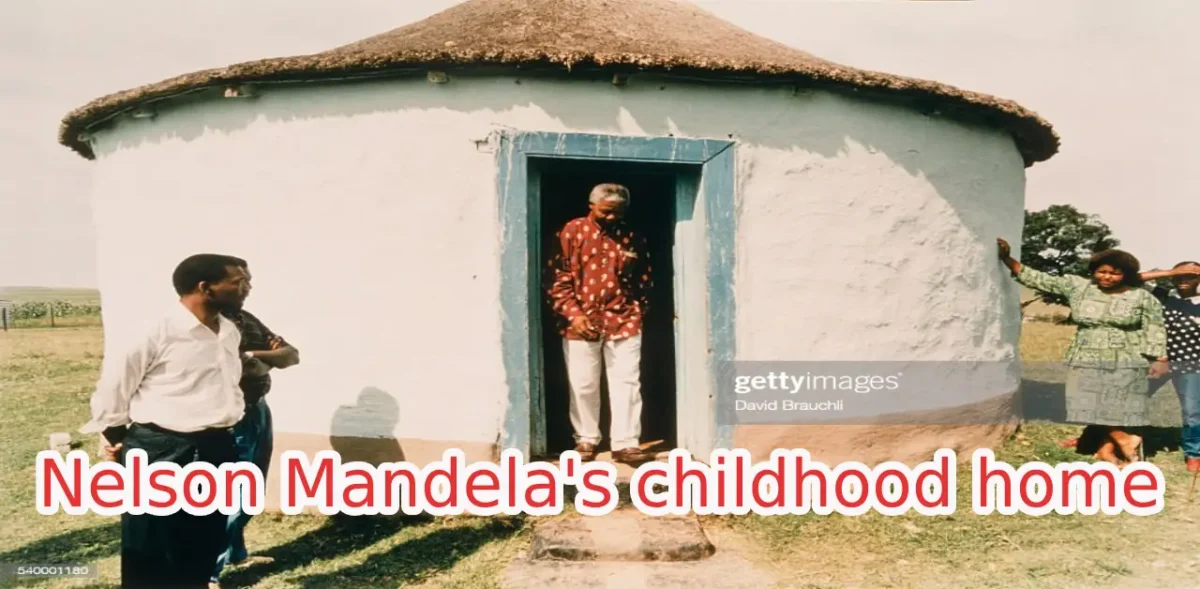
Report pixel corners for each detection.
[2,0,1195,287]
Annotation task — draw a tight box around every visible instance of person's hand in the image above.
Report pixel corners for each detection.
[569,315,599,340]
[1173,262,1200,277]
[99,436,122,462]
[242,356,271,377]
[1149,359,1170,379]
[997,238,1012,260]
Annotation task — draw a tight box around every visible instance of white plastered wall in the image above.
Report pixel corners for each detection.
[86,72,1026,445]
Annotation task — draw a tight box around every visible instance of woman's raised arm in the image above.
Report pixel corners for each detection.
[1140,262,1200,283]
[997,237,1081,298]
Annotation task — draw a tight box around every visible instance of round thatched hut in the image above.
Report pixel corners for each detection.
[60,0,1058,497]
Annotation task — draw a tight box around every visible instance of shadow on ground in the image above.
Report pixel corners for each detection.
[0,522,121,565]
[295,517,524,587]
[221,514,525,587]
[0,515,526,588]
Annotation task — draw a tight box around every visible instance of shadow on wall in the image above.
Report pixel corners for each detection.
[330,386,406,466]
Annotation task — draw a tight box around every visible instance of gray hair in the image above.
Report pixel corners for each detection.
[589,183,630,205]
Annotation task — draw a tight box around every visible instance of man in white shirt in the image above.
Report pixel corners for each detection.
[82,253,251,588]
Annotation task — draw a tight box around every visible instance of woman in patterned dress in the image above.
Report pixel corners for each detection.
[997,238,1169,463]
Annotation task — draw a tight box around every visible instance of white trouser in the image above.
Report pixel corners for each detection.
[562,333,643,451]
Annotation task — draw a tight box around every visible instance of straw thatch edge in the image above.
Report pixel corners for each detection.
[57,50,1060,165]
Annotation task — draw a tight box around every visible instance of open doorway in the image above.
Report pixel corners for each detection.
[532,157,681,457]
[497,131,735,460]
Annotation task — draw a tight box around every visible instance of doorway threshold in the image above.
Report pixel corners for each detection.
[539,439,672,483]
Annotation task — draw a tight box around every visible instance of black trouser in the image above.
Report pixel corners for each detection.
[119,422,236,589]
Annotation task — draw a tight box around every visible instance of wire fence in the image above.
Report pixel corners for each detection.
[1,300,102,330]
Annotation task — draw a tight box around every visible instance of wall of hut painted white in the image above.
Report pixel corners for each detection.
[86,73,1027,449]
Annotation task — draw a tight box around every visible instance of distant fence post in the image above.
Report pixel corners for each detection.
[1,308,6,332]
[49,303,55,327]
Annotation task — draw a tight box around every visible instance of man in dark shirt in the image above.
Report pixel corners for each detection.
[210,263,299,588]
[547,183,653,465]
[1144,261,1200,474]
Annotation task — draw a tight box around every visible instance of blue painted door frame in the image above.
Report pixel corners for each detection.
[495,130,736,460]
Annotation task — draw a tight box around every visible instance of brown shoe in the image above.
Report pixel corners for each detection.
[575,442,596,462]
[612,447,652,465]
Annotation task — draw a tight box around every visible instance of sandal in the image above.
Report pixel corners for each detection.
[611,447,653,465]
[574,442,597,462]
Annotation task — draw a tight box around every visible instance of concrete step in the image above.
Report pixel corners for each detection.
[530,506,715,562]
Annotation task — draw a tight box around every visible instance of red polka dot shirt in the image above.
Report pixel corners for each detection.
[546,216,653,341]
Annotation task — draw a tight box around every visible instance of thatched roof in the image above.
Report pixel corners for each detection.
[58,0,1059,165]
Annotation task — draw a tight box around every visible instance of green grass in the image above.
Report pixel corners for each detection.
[0,327,530,588]
[0,287,102,330]
[2,323,1199,588]
[0,287,101,304]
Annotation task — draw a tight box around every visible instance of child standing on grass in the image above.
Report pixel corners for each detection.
[1141,261,1200,473]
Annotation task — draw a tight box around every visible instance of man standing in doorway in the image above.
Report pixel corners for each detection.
[210,261,300,588]
[83,253,250,588]
[548,183,654,465]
